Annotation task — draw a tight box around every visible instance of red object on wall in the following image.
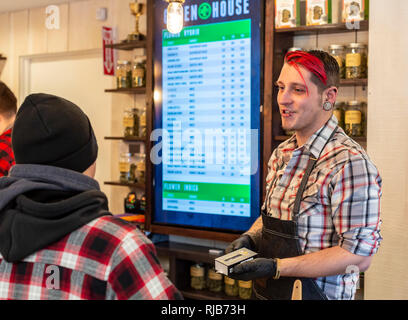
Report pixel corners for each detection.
[102,26,115,76]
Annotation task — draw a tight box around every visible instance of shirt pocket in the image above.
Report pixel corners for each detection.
[288,178,330,218]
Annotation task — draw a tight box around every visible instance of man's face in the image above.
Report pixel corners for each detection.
[276,63,327,138]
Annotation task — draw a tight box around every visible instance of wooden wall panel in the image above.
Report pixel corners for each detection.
[47,3,69,53]
[28,7,48,55]
[68,0,114,51]
[10,10,29,103]
[0,13,11,84]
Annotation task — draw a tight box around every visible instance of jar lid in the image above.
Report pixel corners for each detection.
[117,60,131,64]
[334,101,344,107]
[120,152,132,156]
[238,280,252,288]
[347,100,361,106]
[347,43,367,49]
[224,276,236,284]
[134,56,146,62]
[208,269,223,280]
[329,44,345,50]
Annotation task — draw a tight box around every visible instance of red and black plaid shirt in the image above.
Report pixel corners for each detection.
[0,128,14,177]
[0,215,182,300]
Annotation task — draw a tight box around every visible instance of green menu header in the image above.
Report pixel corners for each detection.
[163,181,250,203]
[163,19,251,47]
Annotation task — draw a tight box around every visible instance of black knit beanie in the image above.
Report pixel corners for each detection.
[12,93,98,173]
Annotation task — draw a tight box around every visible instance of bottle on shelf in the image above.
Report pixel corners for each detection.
[329,44,346,79]
[207,267,223,293]
[190,263,206,290]
[345,43,367,80]
[132,57,146,88]
[344,100,364,137]
[116,60,132,89]
[139,108,147,137]
[119,152,137,183]
[123,108,140,137]
[333,101,345,130]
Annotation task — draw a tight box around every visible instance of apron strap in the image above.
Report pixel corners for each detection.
[292,127,338,219]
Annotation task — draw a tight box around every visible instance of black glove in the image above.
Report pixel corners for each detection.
[228,258,278,281]
[225,234,256,254]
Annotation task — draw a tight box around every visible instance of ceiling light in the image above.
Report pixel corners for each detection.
[166,0,185,34]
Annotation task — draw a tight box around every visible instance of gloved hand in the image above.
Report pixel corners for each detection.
[224,234,256,254]
[228,258,278,281]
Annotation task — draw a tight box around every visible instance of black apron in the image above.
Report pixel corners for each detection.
[253,128,337,300]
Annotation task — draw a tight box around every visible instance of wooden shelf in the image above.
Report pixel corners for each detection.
[340,79,368,87]
[104,181,145,189]
[104,136,146,142]
[155,241,223,264]
[275,20,369,35]
[155,241,251,300]
[105,39,146,51]
[181,289,243,301]
[104,87,146,94]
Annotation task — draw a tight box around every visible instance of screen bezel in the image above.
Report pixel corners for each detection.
[150,0,265,239]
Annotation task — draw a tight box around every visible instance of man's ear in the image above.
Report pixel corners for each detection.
[324,86,338,104]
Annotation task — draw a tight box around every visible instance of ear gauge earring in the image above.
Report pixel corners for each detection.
[323,101,333,111]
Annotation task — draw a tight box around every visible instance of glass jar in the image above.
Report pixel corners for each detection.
[123,108,140,137]
[207,268,223,293]
[333,101,345,129]
[190,264,205,290]
[224,276,239,297]
[116,60,132,89]
[345,43,367,79]
[132,58,146,88]
[119,153,136,183]
[140,194,146,214]
[329,44,346,79]
[139,109,147,137]
[238,280,252,299]
[344,100,364,137]
[134,153,146,184]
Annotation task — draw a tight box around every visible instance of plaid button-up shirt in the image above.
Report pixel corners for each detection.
[0,215,182,300]
[0,128,15,177]
[262,116,382,300]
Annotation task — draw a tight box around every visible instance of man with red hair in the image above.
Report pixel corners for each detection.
[226,50,382,300]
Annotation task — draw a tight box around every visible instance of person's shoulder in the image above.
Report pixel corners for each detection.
[85,215,151,248]
[328,129,380,174]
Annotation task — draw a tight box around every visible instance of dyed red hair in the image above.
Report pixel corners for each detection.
[284,51,328,95]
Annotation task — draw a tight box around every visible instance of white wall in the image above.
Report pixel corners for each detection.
[28,51,113,199]
[364,0,408,299]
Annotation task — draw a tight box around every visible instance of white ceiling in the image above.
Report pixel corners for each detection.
[0,0,82,13]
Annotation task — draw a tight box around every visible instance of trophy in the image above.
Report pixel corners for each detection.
[127,1,146,41]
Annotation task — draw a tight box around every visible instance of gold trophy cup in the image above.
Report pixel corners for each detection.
[128,1,146,41]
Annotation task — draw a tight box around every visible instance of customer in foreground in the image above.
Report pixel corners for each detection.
[0,93,182,300]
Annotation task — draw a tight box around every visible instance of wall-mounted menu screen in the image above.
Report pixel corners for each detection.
[153,0,262,233]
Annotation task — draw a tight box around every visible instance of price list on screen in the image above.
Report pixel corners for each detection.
[161,19,252,217]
